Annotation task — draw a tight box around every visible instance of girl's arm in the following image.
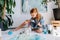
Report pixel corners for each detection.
[14,22,26,31]
[14,20,30,31]
[38,17,44,27]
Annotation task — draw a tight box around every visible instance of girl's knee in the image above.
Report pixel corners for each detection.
[35,29,42,33]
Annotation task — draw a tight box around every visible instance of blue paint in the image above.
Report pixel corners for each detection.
[43,29,48,34]
[9,33,46,40]
[30,34,41,40]
[35,35,40,40]
[8,31,13,35]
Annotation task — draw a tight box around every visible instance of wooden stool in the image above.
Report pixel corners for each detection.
[51,21,60,26]
[51,20,60,29]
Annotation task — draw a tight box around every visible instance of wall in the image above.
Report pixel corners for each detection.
[11,0,31,27]
[11,0,58,27]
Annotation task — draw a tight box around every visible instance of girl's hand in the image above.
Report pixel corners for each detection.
[12,28,19,31]
[37,22,42,27]
[25,20,30,24]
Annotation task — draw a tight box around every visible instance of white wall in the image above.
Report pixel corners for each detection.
[41,1,58,24]
[11,0,58,27]
[12,0,31,27]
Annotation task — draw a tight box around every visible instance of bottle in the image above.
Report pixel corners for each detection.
[0,28,2,40]
[0,29,2,37]
[43,25,48,34]
[47,24,53,34]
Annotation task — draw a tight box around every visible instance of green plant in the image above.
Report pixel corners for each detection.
[42,0,47,5]
[0,0,16,18]
[53,0,60,8]
[0,0,16,31]
[42,0,56,5]
[41,0,47,11]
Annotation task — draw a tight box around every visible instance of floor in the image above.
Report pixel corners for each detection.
[1,28,60,40]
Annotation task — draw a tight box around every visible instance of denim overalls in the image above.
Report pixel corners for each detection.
[30,17,44,30]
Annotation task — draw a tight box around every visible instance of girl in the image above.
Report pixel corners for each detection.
[14,8,43,33]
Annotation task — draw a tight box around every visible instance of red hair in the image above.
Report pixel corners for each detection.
[30,8,41,21]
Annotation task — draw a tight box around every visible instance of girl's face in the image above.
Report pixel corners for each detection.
[30,10,37,18]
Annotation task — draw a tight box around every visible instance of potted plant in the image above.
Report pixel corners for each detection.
[53,0,60,8]
[41,0,47,11]
[0,0,16,31]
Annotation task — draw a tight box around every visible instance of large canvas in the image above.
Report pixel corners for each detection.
[22,0,47,13]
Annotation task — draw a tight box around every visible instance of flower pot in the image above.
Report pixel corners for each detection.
[0,22,8,31]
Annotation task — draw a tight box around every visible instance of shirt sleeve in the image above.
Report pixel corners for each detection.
[40,17,44,25]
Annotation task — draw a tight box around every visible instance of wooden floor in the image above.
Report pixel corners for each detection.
[0,37,2,40]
